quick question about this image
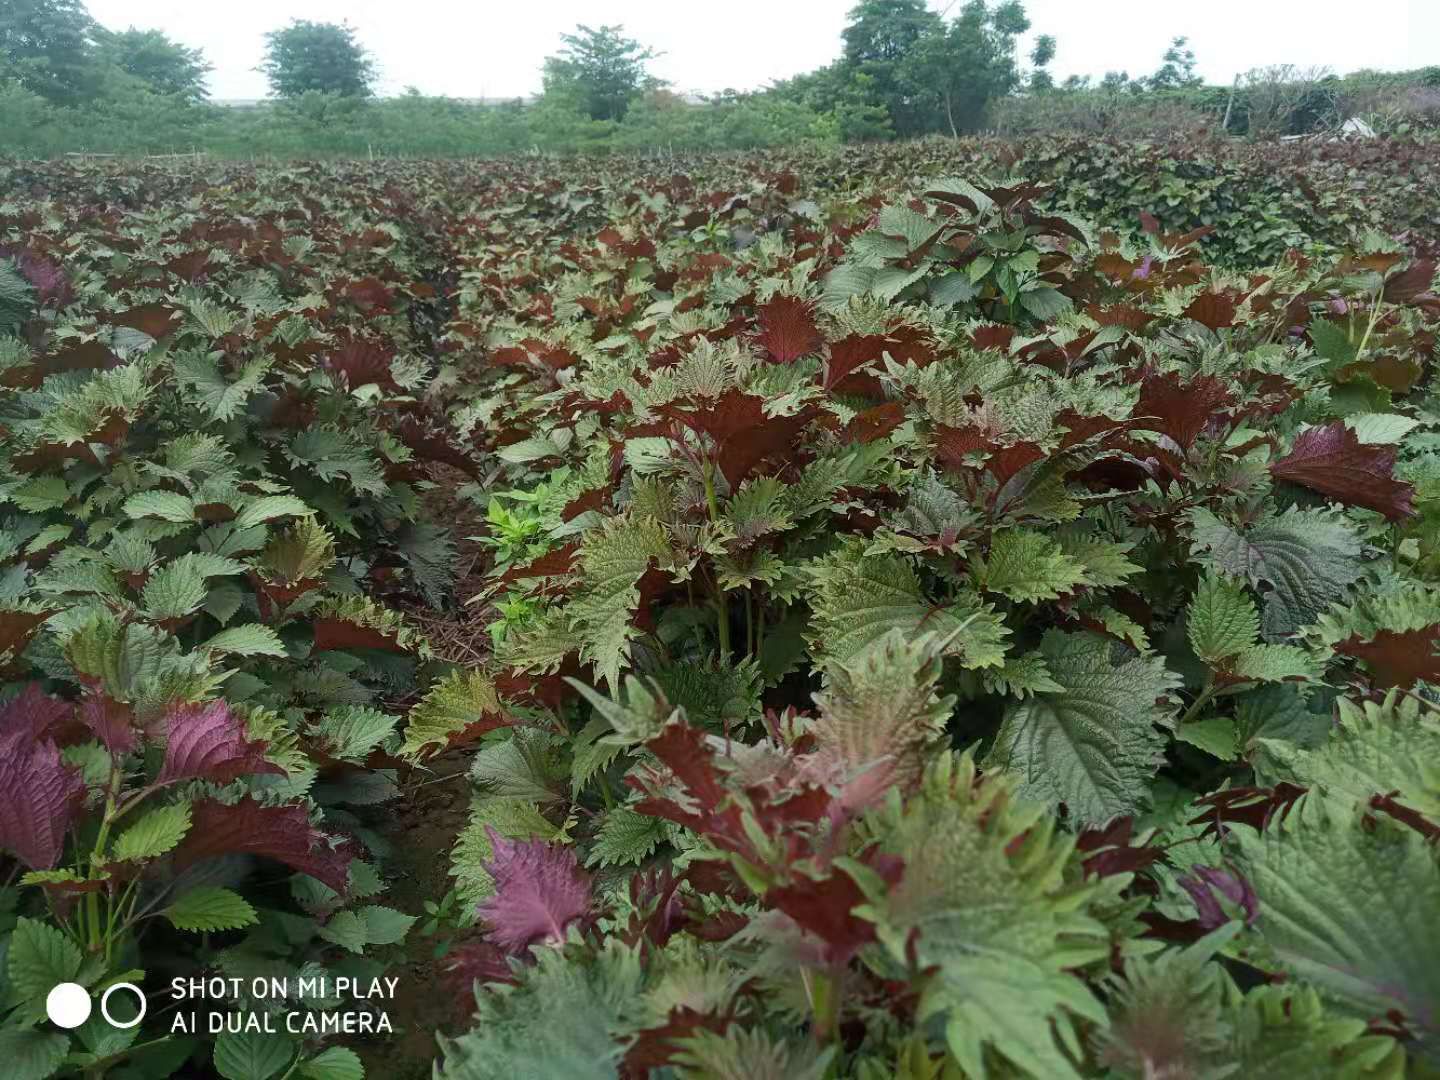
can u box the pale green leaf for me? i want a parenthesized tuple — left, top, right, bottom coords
(358, 905, 415, 946)
(987, 630, 1180, 825)
(1176, 717, 1238, 760)
(165, 886, 259, 932)
(298, 1046, 365, 1080)
(7, 917, 82, 1003)
(974, 528, 1089, 603)
(202, 624, 286, 657)
(213, 1028, 295, 1080)
(122, 490, 194, 523)
(399, 670, 506, 761)
(1187, 573, 1259, 664)
(112, 802, 192, 862)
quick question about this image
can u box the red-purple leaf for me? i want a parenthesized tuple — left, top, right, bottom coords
(343, 276, 396, 313)
(624, 1008, 732, 1073)
(755, 296, 822, 364)
(1135, 371, 1234, 450)
(0, 729, 84, 869)
(1335, 627, 1440, 689)
(157, 699, 285, 785)
(1369, 793, 1440, 841)
(561, 487, 610, 522)
(841, 402, 905, 444)
(477, 828, 592, 952)
(1382, 260, 1437, 304)
(1077, 817, 1165, 878)
(166, 250, 211, 282)
(322, 332, 397, 391)
(0, 684, 73, 740)
(1178, 865, 1258, 929)
(393, 416, 481, 478)
(311, 617, 408, 653)
(442, 939, 523, 1005)
(931, 424, 997, 472)
(823, 333, 888, 394)
(498, 542, 580, 585)
(1055, 409, 1130, 451)
(932, 425, 1044, 487)
(629, 721, 751, 856)
(9, 249, 73, 308)
(1086, 303, 1153, 332)
(106, 303, 182, 339)
(79, 694, 139, 755)
(1190, 783, 1307, 839)
(1269, 422, 1416, 520)
(656, 388, 818, 488)
(1182, 292, 1237, 329)
(970, 323, 1015, 353)
(766, 865, 881, 965)
(41, 340, 118, 375)
(620, 865, 686, 951)
(171, 796, 353, 893)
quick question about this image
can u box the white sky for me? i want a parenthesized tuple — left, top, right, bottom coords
(85, 0, 1440, 101)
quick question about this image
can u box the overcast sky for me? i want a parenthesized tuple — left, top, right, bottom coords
(85, 0, 1440, 101)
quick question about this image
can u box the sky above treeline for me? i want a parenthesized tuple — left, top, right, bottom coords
(86, 0, 1440, 101)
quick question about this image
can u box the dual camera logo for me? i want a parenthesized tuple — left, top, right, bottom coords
(45, 980, 146, 1029)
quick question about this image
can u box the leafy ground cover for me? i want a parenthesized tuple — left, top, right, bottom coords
(1, 140, 1439, 1079)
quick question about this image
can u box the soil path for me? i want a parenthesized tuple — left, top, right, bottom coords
(350, 466, 494, 1075)
(353, 751, 473, 1077)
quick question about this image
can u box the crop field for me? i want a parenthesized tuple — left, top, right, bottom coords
(1, 137, 1439, 1079)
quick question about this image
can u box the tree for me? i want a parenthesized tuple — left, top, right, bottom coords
(1243, 65, 1337, 137)
(0, 0, 100, 105)
(901, 0, 1034, 136)
(1029, 34, 1056, 92)
(839, 0, 942, 136)
(1147, 36, 1200, 91)
(97, 28, 210, 101)
(259, 20, 375, 99)
(542, 24, 657, 122)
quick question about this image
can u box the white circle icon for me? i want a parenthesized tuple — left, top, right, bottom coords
(100, 983, 146, 1029)
(45, 982, 92, 1028)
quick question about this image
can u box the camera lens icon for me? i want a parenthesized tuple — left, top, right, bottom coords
(46, 981, 146, 1029)
(45, 983, 90, 1028)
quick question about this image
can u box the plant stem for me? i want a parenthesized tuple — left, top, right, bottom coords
(86, 769, 120, 952)
(702, 460, 730, 659)
(83, 1035, 177, 1076)
(714, 585, 731, 660)
(702, 458, 721, 522)
(1178, 679, 1219, 728)
(810, 968, 843, 1044)
(1352, 288, 1385, 364)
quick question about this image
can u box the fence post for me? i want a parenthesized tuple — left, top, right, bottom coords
(1222, 75, 1240, 133)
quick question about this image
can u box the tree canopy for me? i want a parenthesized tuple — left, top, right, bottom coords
(775, 0, 1048, 139)
(97, 27, 211, 102)
(1, 0, 214, 106)
(840, 0, 942, 136)
(259, 20, 376, 99)
(902, 0, 1038, 136)
(542, 24, 657, 123)
(0, 0, 100, 105)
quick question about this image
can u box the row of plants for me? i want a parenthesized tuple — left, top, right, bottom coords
(5, 130, 1440, 266)
(0, 85, 840, 161)
(0, 144, 1438, 1077)
(0, 161, 480, 1077)
(415, 161, 1440, 1077)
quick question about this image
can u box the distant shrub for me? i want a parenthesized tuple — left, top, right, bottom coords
(990, 89, 1217, 139)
